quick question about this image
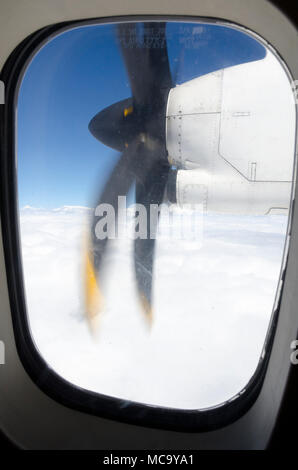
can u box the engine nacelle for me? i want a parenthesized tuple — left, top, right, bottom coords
(165, 50, 296, 214)
(175, 169, 291, 215)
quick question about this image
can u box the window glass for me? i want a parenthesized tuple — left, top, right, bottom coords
(17, 21, 296, 409)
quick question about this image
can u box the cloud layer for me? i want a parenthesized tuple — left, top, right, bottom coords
(19, 206, 288, 409)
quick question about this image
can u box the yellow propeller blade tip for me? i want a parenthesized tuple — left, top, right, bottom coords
(139, 292, 153, 328)
(85, 250, 104, 334)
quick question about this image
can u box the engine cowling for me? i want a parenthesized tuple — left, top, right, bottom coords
(165, 50, 296, 214)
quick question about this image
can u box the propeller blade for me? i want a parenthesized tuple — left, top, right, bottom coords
(134, 155, 170, 322)
(85, 141, 141, 330)
(86, 21, 174, 329)
(116, 22, 173, 109)
(86, 136, 170, 328)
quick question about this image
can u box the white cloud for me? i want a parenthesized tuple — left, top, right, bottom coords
(19, 206, 288, 409)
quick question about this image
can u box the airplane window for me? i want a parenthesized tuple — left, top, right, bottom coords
(17, 20, 296, 411)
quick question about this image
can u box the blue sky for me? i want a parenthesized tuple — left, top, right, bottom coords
(17, 21, 266, 209)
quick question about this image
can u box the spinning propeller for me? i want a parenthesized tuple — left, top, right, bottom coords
(85, 22, 174, 330)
